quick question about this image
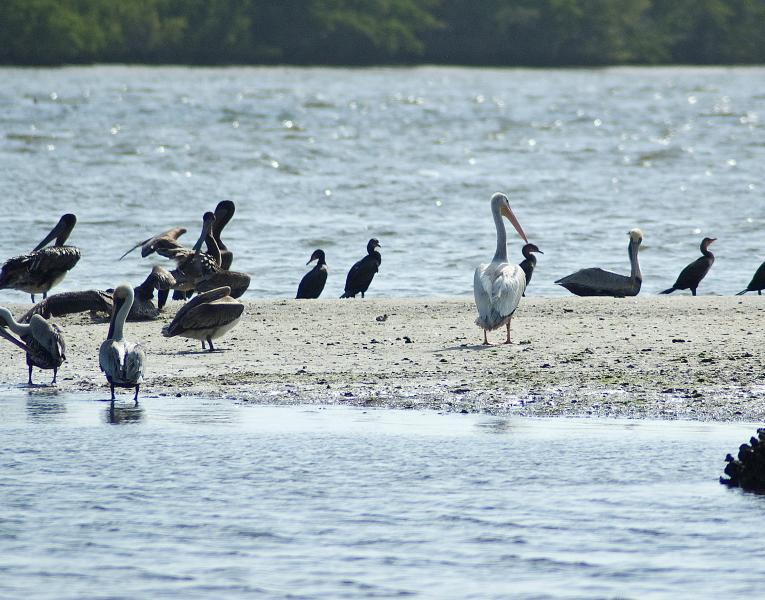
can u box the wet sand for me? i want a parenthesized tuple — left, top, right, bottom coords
(1, 296, 764, 420)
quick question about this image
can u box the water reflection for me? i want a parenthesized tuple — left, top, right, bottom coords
(106, 404, 144, 425)
(25, 390, 66, 422)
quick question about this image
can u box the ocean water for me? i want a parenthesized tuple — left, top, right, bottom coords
(0, 65, 763, 300)
(0, 395, 763, 599)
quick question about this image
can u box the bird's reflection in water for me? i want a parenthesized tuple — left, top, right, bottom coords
(106, 404, 144, 425)
(26, 390, 66, 422)
(476, 418, 514, 435)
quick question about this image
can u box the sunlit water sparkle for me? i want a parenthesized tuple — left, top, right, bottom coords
(0, 66, 763, 300)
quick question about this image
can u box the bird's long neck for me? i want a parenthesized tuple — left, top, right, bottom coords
(628, 240, 641, 281)
(205, 234, 222, 267)
(493, 206, 508, 262)
(701, 242, 714, 259)
(0, 308, 30, 336)
(193, 222, 211, 255)
(108, 296, 131, 342)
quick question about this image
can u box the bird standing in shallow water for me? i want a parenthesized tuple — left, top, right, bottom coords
(473, 193, 529, 345)
(297, 250, 328, 299)
(660, 237, 716, 296)
(99, 285, 146, 404)
(0, 307, 65, 385)
(0, 214, 80, 302)
(519, 243, 543, 296)
(737, 260, 765, 295)
(341, 239, 381, 298)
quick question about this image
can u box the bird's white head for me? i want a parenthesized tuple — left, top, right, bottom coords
(628, 228, 643, 242)
(492, 192, 528, 243)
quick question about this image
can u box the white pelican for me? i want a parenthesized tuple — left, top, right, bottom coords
(0, 307, 66, 384)
(474, 193, 529, 345)
(0, 214, 80, 302)
(99, 284, 146, 403)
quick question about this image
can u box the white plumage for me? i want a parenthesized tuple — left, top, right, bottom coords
(474, 261, 526, 330)
(473, 193, 529, 345)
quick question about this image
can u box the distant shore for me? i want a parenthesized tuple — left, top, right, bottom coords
(1, 296, 764, 421)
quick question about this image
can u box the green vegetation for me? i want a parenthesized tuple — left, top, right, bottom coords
(1, 0, 764, 66)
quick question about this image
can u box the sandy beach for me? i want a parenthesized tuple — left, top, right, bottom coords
(1, 296, 764, 420)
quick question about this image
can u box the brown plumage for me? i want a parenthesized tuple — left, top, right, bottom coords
(119, 226, 187, 260)
(0, 306, 66, 384)
(0, 214, 80, 302)
(162, 286, 243, 351)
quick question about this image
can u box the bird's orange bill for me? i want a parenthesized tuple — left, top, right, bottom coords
(501, 204, 528, 243)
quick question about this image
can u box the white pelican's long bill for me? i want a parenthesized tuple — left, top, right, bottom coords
(501, 204, 528, 244)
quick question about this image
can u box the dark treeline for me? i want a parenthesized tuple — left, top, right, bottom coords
(1, 0, 764, 66)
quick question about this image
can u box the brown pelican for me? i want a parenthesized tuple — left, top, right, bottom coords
(212, 200, 236, 270)
(737, 260, 765, 295)
(341, 239, 381, 298)
(119, 226, 187, 260)
(194, 224, 250, 299)
(519, 243, 543, 296)
(99, 284, 145, 403)
(474, 193, 529, 345)
(297, 250, 328, 299)
(660, 237, 716, 296)
(22, 289, 113, 322)
(162, 286, 243, 351)
(126, 265, 176, 320)
(162, 212, 220, 302)
(0, 306, 66, 384)
(20, 266, 176, 323)
(556, 229, 643, 297)
(0, 214, 80, 302)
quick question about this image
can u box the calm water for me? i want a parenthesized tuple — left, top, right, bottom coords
(1, 394, 764, 599)
(0, 66, 763, 300)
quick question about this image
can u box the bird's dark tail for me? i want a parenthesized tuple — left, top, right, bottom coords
(659, 287, 675, 295)
(339, 292, 348, 299)
(735, 289, 749, 296)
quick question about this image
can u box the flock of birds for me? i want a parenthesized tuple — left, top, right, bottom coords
(2, 192, 765, 402)
(0, 200, 383, 402)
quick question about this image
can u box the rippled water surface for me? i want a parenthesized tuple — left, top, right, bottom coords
(0, 66, 763, 299)
(1, 394, 764, 598)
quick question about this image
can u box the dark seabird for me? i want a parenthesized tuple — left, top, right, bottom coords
(340, 239, 381, 299)
(0, 214, 80, 302)
(519, 243, 543, 296)
(737, 261, 765, 295)
(660, 237, 716, 296)
(556, 229, 643, 297)
(212, 200, 236, 270)
(297, 250, 328, 299)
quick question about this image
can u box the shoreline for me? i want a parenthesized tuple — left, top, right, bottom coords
(1, 296, 764, 421)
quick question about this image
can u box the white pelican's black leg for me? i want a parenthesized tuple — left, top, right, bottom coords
(51, 367, 58, 384)
(28, 364, 33, 385)
(482, 329, 490, 346)
(201, 340, 206, 350)
(134, 385, 139, 405)
(504, 320, 513, 345)
(110, 384, 115, 402)
(207, 336, 215, 352)
(30, 294, 35, 303)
